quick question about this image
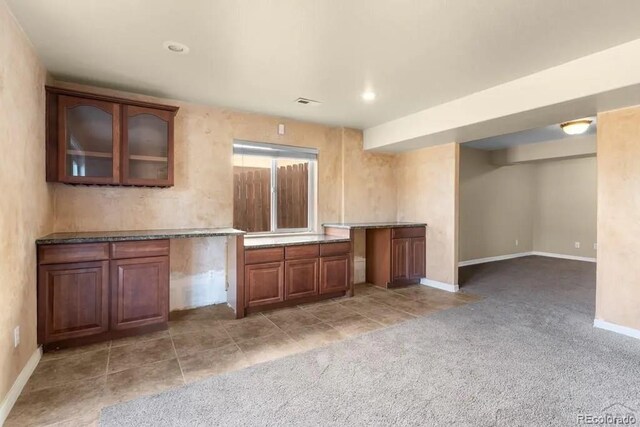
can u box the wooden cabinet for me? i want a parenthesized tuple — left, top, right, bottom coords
(38, 261, 109, 344)
(245, 262, 284, 307)
(37, 240, 170, 349)
(241, 241, 351, 315)
(285, 258, 319, 299)
(111, 256, 169, 330)
(367, 227, 426, 288)
(319, 255, 350, 294)
(46, 86, 178, 187)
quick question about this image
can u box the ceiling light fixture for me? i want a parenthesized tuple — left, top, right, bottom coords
(362, 91, 376, 102)
(163, 41, 190, 54)
(560, 119, 592, 135)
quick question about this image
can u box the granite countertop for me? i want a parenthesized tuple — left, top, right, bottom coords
(36, 228, 245, 245)
(244, 234, 350, 249)
(322, 222, 427, 230)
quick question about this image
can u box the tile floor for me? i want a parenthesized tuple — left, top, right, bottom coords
(6, 283, 480, 426)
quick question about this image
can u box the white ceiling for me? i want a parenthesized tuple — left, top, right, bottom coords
(7, 0, 640, 129)
(463, 119, 597, 151)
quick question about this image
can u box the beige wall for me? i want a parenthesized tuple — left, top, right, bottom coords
(396, 143, 459, 285)
(0, 1, 53, 407)
(596, 106, 640, 330)
(533, 156, 597, 257)
(459, 146, 597, 262)
(459, 147, 535, 261)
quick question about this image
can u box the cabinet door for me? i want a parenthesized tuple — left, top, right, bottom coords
(122, 105, 174, 187)
(245, 262, 284, 307)
(111, 256, 169, 330)
(319, 255, 350, 294)
(410, 237, 426, 279)
(391, 238, 411, 283)
(285, 258, 319, 300)
(58, 95, 120, 184)
(38, 261, 109, 344)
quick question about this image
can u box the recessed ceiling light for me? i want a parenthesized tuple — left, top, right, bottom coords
(560, 119, 592, 135)
(362, 91, 376, 102)
(163, 41, 189, 54)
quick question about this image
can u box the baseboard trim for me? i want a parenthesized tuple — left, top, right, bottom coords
(594, 319, 640, 340)
(530, 251, 596, 263)
(0, 346, 42, 425)
(420, 278, 459, 293)
(458, 252, 532, 267)
(458, 251, 596, 267)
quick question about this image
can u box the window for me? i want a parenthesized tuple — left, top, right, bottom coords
(233, 141, 317, 233)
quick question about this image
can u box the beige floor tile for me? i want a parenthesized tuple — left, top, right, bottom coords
(24, 349, 108, 393)
(353, 283, 388, 297)
(299, 302, 361, 323)
(385, 298, 441, 316)
(296, 298, 339, 308)
(223, 315, 281, 342)
(111, 329, 171, 348)
(172, 327, 234, 357)
(326, 314, 384, 337)
(46, 410, 100, 426)
(263, 307, 323, 331)
(169, 303, 236, 321)
(105, 358, 184, 405)
(168, 318, 225, 336)
(108, 337, 176, 374)
(6, 377, 106, 427)
(367, 290, 412, 306)
(41, 341, 110, 362)
(355, 304, 416, 326)
(235, 330, 302, 365)
(285, 322, 345, 350)
(179, 343, 248, 383)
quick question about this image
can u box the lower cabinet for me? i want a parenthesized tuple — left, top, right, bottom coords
(243, 241, 351, 313)
(111, 256, 169, 330)
(245, 261, 284, 307)
(392, 236, 426, 283)
(319, 255, 350, 294)
(409, 237, 426, 279)
(285, 258, 319, 299)
(366, 227, 426, 288)
(38, 261, 109, 344)
(37, 240, 170, 348)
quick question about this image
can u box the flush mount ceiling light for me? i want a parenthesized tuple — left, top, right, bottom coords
(361, 91, 376, 102)
(163, 41, 189, 54)
(560, 119, 592, 135)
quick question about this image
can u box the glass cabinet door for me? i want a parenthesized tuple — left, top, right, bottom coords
(58, 95, 119, 184)
(122, 106, 173, 186)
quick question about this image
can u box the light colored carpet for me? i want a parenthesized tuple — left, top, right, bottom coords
(100, 256, 640, 426)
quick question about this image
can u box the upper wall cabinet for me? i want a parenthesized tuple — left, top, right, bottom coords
(46, 86, 178, 187)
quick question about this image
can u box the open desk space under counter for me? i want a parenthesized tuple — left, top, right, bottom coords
(35, 228, 245, 351)
(323, 222, 428, 289)
(241, 234, 353, 315)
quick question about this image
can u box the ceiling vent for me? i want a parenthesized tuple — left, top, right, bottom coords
(294, 97, 321, 106)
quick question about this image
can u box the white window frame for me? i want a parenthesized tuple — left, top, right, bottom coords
(233, 140, 318, 235)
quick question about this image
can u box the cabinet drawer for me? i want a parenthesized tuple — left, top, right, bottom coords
(39, 243, 109, 265)
(285, 244, 319, 260)
(391, 226, 425, 239)
(319, 242, 351, 257)
(245, 247, 284, 265)
(111, 240, 170, 259)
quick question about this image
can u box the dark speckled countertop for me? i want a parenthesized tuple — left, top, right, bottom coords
(322, 222, 427, 230)
(244, 234, 350, 249)
(36, 228, 245, 245)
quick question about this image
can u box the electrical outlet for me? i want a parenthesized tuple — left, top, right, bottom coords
(278, 123, 285, 135)
(13, 326, 20, 348)
(574, 242, 581, 249)
(594, 243, 597, 250)
(515, 239, 519, 247)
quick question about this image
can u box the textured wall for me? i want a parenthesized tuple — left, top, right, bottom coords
(596, 106, 640, 330)
(533, 156, 597, 258)
(0, 1, 53, 406)
(396, 143, 459, 285)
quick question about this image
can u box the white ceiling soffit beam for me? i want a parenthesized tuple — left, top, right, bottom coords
(490, 135, 596, 166)
(364, 38, 640, 152)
